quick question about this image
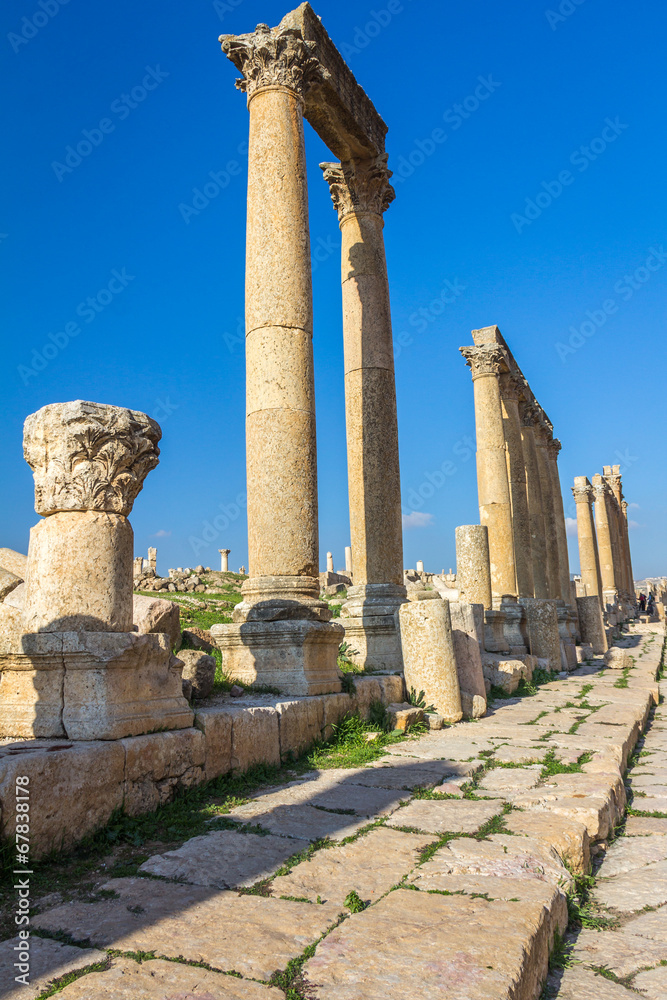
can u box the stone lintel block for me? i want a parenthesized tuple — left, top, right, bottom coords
(121, 728, 205, 815)
(60, 631, 193, 740)
(0, 739, 124, 856)
(276, 697, 325, 759)
(279, 3, 387, 160)
(211, 620, 343, 696)
(194, 707, 233, 781)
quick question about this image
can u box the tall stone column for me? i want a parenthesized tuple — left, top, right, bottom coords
(455, 525, 492, 610)
(572, 477, 603, 601)
(547, 439, 572, 605)
(605, 465, 633, 605)
(533, 422, 561, 601)
(519, 403, 549, 599)
(0, 401, 192, 739)
(498, 373, 534, 598)
(460, 345, 517, 605)
(214, 23, 343, 694)
(592, 474, 618, 609)
(219, 549, 230, 572)
(321, 155, 406, 670)
(621, 499, 636, 599)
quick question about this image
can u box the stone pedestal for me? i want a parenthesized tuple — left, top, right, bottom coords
(576, 596, 607, 655)
(210, 620, 344, 696)
(501, 597, 527, 655)
(519, 598, 561, 672)
(483, 609, 511, 654)
(449, 602, 487, 718)
(321, 154, 406, 669)
(455, 525, 492, 610)
(398, 599, 462, 724)
(0, 400, 192, 740)
(219, 24, 342, 692)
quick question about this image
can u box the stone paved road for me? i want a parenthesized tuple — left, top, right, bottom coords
(0, 624, 663, 999)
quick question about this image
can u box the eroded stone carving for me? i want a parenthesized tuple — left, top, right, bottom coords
(24, 401, 160, 517)
(220, 22, 327, 101)
(459, 345, 507, 380)
(320, 154, 395, 222)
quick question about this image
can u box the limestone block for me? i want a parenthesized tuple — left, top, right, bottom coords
(0, 568, 21, 602)
(482, 655, 529, 694)
(322, 691, 355, 740)
(276, 697, 325, 758)
(0, 739, 124, 856)
(23, 400, 160, 517)
(576, 595, 607, 654)
(398, 599, 462, 723)
(181, 626, 215, 652)
(604, 646, 632, 669)
(133, 594, 181, 649)
(351, 675, 383, 718)
(121, 728, 205, 815)
(0, 548, 27, 579)
(3, 581, 25, 610)
(449, 601, 487, 717)
(211, 619, 343, 696)
(520, 598, 561, 671)
(229, 705, 281, 772)
(194, 706, 233, 780)
(177, 649, 216, 701)
(387, 702, 423, 730)
(455, 524, 492, 608)
(0, 603, 23, 656)
(504, 810, 590, 875)
(60, 631, 193, 740)
(0, 632, 66, 736)
(377, 674, 405, 704)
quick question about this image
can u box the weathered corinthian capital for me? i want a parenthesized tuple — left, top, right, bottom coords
(320, 154, 395, 222)
(24, 401, 161, 517)
(220, 22, 327, 101)
(572, 476, 594, 505)
(498, 371, 521, 401)
(548, 438, 562, 461)
(459, 344, 507, 380)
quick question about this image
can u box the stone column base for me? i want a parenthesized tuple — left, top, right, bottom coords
(500, 598, 527, 655)
(484, 609, 510, 654)
(0, 632, 193, 740)
(519, 598, 561, 672)
(556, 606, 578, 670)
(234, 576, 331, 623)
(340, 584, 406, 672)
(211, 620, 344, 696)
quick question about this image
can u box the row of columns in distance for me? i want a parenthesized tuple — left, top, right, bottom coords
(221, 26, 403, 613)
(572, 465, 635, 609)
(460, 334, 571, 608)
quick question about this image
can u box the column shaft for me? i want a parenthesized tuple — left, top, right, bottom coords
(499, 375, 534, 598)
(572, 477, 603, 599)
(592, 476, 618, 597)
(519, 408, 549, 599)
(534, 426, 560, 600)
(548, 440, 572, 604)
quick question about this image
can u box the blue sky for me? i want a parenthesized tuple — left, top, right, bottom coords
(1, 0, 665, 579)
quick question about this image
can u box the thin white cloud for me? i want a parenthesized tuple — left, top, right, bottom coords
(403, 511, 434, 529)
(628, 520, 640, 530)
(151, 529, 171, 538)
(565, 517, 578, 538)
(628, 502, 640, 509)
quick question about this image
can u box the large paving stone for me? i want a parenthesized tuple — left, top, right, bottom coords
(139, 829, 304, 888)
(386, 798, 504, 835)
(224, 802, 369, 842)
(49, 956, 284, 998)
(504, 809, 590, 875)
(271, 826, 432, 905)
(551, 965, 637, 998)
(32, 878, 342, 981)
(622, 905, 667, 942)
(633, 966, 667, 999)
(491, 744, 549, 764)
(597, 834, 667, 876)
(624, 815, 667, 836)
(593, 858, 667, 912)
(303, 888, 561, 1000)
(238, 774, 409, 817)
(0, 937, 106, 1000)
(409, 834, 572, 890)
(476, 765, 541, 795)
(572, 926, 667, 978)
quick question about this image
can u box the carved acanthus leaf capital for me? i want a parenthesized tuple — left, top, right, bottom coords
(24, 401, 161, 517)
(519, 401, 539, 428)
(572, 483, 594, 505)
(220, 23, 327, 101)
(548, 438, 562, 461)
(459, 345, 508, 380)
(320, 155, 395, 221)
(498, 372, 521, 402)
